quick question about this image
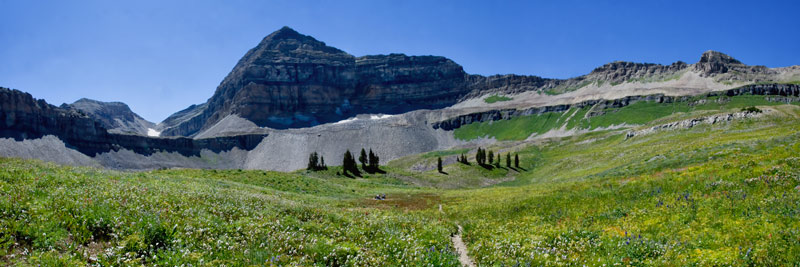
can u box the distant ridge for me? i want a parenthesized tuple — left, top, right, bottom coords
(158, 27, 798, 137)
(63, 98, 155, 136)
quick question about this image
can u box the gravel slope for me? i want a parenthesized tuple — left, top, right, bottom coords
(0, 136, 99, 167)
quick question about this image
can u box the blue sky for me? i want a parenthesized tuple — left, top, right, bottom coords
(1, 0, 798, 122)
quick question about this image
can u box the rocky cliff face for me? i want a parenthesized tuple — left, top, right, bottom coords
(0, 87, 265, 157)
(586, 61, 689, 84)
(693, 50, 776, 82)
(63, 98, 155, 135)
(353, 54, 469, 112)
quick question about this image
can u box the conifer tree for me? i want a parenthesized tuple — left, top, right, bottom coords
(506, 153, 511, 168)
(307, 152, 319, 171)
(320, 155, 327, 170)
(488, 150, 494, 166)
(343, 150, 360, 176)
(342, 150, 351, 176)
(437, 157, 443, 173)
(367, 149, 379, 171)
(359, 148, 367, 169)
(514, 154, 520, 168)
(476, 148, 485, 165)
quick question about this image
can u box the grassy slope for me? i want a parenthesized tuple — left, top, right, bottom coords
(0, 163, 459, 266)
(2, 104, 800, 265)
(445, 105, 800, 265)
(454, 94, 789, 141)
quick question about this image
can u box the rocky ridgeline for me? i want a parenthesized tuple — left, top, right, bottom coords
(0, 87, 265, 157)
(587, 61, 689, 84)
(62, 98, 155, 135)
(695, 50, 774, 78)
(432, 83, 800, 131)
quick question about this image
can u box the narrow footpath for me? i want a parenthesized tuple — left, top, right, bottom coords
(451, 225, 476, 267)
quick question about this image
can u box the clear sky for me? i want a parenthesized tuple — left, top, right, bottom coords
(1, 0, 798, 122)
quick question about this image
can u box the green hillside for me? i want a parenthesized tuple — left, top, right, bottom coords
(3, 105, 800, 266)
(454, 94, 790, 141)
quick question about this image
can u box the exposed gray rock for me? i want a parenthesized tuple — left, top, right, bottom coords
(625, 110, 766, 139)
(587, 61, 688, 85)
(93, 147, 250, 170)
(157, 103, 207, 136)
(63, 98, 155, 135)
(0, 135, 99, 167)
(243, 110, 462, 171)
(694, 50, 776, 82)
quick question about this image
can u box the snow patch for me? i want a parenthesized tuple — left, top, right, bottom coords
(334, 114, 395, 125)
(333, 117, 359, 125)
(370, 114, 395, 120)
(147, 128, 161, 137)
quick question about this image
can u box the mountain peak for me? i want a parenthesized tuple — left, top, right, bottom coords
(266, 26, 303, 40)
(66, 98, 155, 135)
(251, 26, 346, 55)
(694, 50, 746, 75)
(698, 50, 742, 65)
(74, 97, 128, 107)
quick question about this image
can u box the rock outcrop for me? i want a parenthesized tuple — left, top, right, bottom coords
(694, 50, 775, 82)
(625, 110, 766, 139)
(587, 61, 689, 84)
(63, 98, 155, 135)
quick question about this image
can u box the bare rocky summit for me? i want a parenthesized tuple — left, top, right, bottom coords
(63, 98, 155, 135)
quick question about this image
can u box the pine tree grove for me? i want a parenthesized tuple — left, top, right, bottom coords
(307, 152, 327, 171)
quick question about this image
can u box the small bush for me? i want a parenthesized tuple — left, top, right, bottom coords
(741, 106, 762, 113)
(484, 95, 513, 103)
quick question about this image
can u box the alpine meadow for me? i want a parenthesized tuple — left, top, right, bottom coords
(2, 1, 800, 266)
